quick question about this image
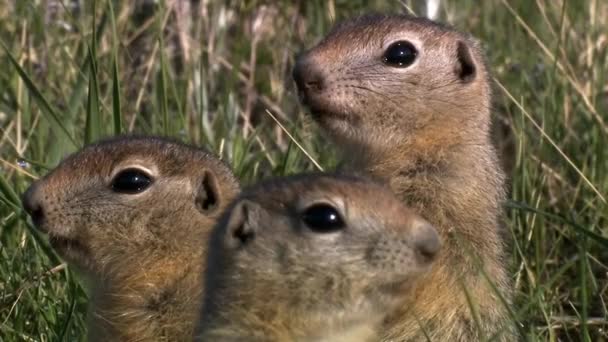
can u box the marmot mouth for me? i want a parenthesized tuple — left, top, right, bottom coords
(375, 273, 423, 299)
(298, 92, 335, 121)
(297, 85, 354, 124)
(49, 235, 87, 258)
(306, 107, 351, 125)
(309, 108, 327, 121)
(379, 279, 411, 294)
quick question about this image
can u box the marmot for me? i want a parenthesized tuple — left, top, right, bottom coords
(22, 136, 240, 341)
(197, 173, 441, 341)
(293, 14, 515, 341)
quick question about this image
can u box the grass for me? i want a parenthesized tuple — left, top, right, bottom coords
(0, 0, 607, 340)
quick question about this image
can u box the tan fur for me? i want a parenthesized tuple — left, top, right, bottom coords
(197, 174, 441, 341)
(293, 14, 516, 341)
(22, 136, 239, 341)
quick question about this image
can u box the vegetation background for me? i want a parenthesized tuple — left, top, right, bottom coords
(0, 0, 606, 340)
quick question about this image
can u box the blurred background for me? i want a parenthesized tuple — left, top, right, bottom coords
(0, 0, 606, 340)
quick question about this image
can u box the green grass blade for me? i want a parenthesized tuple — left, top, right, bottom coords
(84, 0, 101, 144)
(111, 58, 123, 135)
(0, 41, 77, 148)
(85, 48, 102, 144)
(460, 278, 486, 341)
(108, 0, 123, 135)
(58, 281, 78, 341)
(507, 201, 608, 248)
(0, 172, 21, 207)
(66, 3, 108, 125)
(158, 40, 170, 136)
(156, 4, 170, 136)
(578, 234, 591, 342)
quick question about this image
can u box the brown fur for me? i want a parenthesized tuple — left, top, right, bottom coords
(197, 174, 441, 341)
(293, 14, 516, 341)
(22, 136, 239, 341)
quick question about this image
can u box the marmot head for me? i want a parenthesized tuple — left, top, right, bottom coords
(22, 136, 239, 277)
(293, 14, 490, 153)
(203, 174, 440, 328)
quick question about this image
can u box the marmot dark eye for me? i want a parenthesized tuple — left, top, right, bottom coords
(302, 203, 345, 233)
(383, 41, 417, 68)
(111, 168, 153, 194)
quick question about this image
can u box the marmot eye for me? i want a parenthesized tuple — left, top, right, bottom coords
(383, 41, 417, 68)
(111, 168, 153, 194)
(301, 203, 345, 233)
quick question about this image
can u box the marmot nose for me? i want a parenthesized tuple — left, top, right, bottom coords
(22, 183, 45, 228)
(411, 219, 441, 261)
(292, 56, 325, 93)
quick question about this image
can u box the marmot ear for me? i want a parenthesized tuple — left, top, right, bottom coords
(224, 199, 260, 249)
(195, 170, 220, 214)
(454, 40, 477, 83)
